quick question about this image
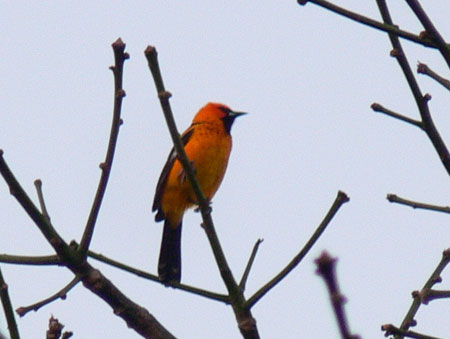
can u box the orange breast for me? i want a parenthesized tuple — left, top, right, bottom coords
(161, 121, 232, 226)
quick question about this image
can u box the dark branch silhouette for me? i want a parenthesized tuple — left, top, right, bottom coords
(0, 39, 175, 339)
(315, 251, 360, 339)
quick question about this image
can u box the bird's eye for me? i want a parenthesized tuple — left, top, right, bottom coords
(218, 106, 232, 115)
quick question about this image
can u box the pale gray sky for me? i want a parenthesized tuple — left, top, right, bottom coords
(1, 1, 449, 338)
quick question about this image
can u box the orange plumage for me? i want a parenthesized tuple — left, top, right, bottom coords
(152, 102, 246, 283)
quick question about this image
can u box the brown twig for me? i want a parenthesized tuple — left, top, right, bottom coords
(382, 323, 445, 339)
(0, 39, 176, 338)
(297, 0, 441, 49)
(0, 254, 61, 265)
(245, 191, 349, 309)
(239, 239, 263, 292)
(87, 250, 229, 303)
(387, 194, 450, 214)
(395, 249, 450, 338)
(371, 103, 423, 129)
(375, 0, 450, 176)
(34, 179, 51, 223)
(417, 63, 450, 91)
(0, 267, 20, 339)
(315, 251, 359, 339)
(17, 276, 81, 317)
(405, 0, 450, 67)
(418, 288, 450, 305)
(0, 150, 174, 337)
(144, 45, 259, 339)
(0, 150, 77, 263)
(79, 38, 128, 257)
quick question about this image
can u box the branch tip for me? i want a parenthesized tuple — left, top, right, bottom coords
(297, 0, 308, 5)
(144, 45, 157, 58)
(443, 248, 450, 258)
(112, 38, 126, 50)
(417, 62, 427, 74)
(423, 93, 432, 102)
(315, 251, 336, 275)
(371, 103, 382, 111)
(337, 190, 349, 203)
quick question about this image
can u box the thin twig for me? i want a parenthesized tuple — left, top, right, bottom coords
(382, 323, 445, 339)
(376, 0, 450, 176)
(239, 239, 263, 292)
(34, 179, 51, 222)
(0, 41, 175, 338)
(79, 38, 128, 257)
(371, 103, 424, 129)
(17, 276, 81, 317)
(405, 0, 450, 67)
(0, 150, 76, 261)
(418, 289, 450, 305)
(417, 63, 450, 91)
(87, 250, 229, 303)
(315, 251, 359, 339)
(144, 45, 259, 339)
(0, 267, 20, 339)
(0, 254, 61, 266)
(0, 150, 174, 338)
(297, 0, 440, 49)
(396, 249, 450, 338)
(387, 194, 450, 214)
(245, 191, 349, 309)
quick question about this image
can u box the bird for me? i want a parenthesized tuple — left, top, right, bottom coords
(152, 102, 246, 283)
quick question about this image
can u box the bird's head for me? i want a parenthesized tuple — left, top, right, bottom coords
(193, 102, 247, 133)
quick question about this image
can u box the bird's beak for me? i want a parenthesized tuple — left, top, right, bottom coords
(229, 111, 247, 118)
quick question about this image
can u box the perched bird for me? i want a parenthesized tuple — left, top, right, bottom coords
(152, 102, 246, 283)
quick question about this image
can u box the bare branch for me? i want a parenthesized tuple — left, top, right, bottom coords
(382, 323, 445, 339)
(376, 0, 450, 177)
(88, 250, 229, 303)
(0, 150, 76, 261)
(79, 38, 128, 257)
(0, 267, 20, 339)
(297, 0, 441, 49)
(371, 103, 423, 129)
(34, 179, 51, 222)
(0, 254, 61, 266)
(16, 276, 81, 317)
(405, 0, 450, 67)
(0, 149, 174, 337)
(387, 194, 450, 214)
(396, 249, 450, 337)
(417, 63, 450, 91)
(418, 288, 450, 305)
(239, 239, 263, 292)
(246, 191, 349, 309)
(315, 252, 360, 339)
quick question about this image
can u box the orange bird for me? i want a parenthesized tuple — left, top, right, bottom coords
(152, 102, 246, 283)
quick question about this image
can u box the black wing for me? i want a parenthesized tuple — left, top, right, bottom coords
(152, 127, 195, 221)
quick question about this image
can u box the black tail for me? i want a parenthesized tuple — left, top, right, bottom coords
(158, 220, 182, 283)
